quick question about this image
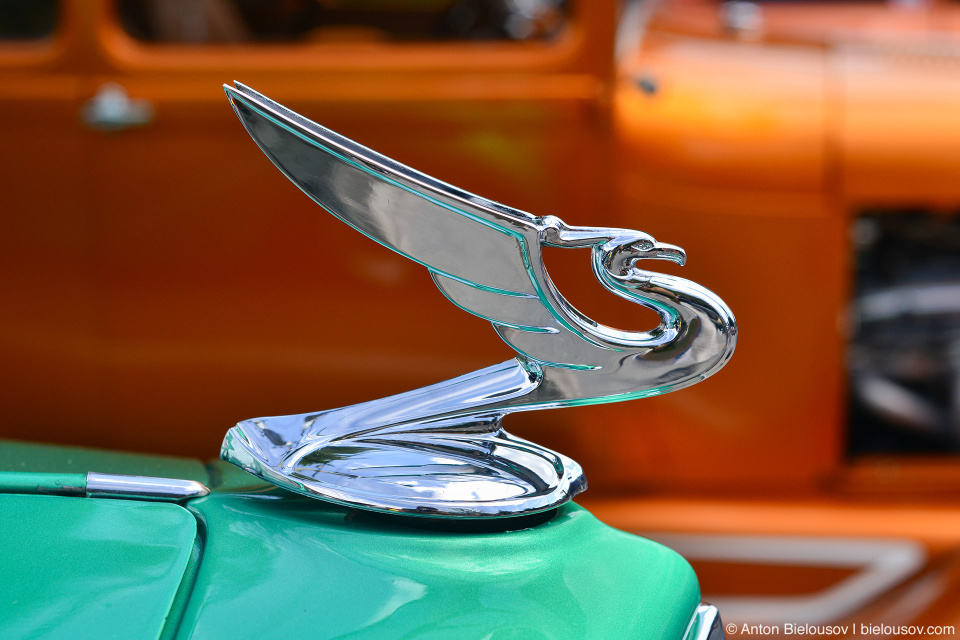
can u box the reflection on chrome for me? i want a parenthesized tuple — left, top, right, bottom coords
(684, 604, 725, 640)
(219, 82, 737, 518)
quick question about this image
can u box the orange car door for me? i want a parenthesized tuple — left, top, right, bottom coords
(0, 2, 103, 439)
(64, 0, 619, 454)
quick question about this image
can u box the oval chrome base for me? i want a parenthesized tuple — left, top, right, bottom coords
(221, 414, 585, 519)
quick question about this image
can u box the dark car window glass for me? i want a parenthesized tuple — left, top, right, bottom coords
(0, 0, 58, 41)
(116, 0, 568, 44)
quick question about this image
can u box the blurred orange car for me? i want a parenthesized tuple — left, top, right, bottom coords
(4, 0, 960, 634)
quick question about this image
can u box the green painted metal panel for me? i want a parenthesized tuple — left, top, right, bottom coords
(0, 471, 86, 495)
(0, 494, 197, 640)
(177, 480, 700, 639)
(0, 440, 208, 483)
(0, 449, 699, 639)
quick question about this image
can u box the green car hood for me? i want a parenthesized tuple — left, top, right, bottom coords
(1, 494, 197, 640)
(0, 441, 700, 639)
(0, 442, 205, 640)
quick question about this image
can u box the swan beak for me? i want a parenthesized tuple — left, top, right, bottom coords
(647, 242, 687, 266)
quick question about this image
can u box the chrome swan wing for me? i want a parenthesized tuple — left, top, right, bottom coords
(220, 82, 737, 518)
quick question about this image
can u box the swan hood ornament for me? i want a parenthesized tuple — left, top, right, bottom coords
(220, 82, 737, 518)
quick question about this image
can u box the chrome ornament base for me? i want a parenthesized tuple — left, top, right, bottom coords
(221, 363, 585, 518)
(220, 82, 737, 518)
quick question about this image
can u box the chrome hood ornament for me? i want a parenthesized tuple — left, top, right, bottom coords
(220, 82, 737, 518)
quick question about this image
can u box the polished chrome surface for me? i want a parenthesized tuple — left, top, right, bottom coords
(220, 82, 737, 518)
(85, 472, 209, 501)
(685, 604, 725, 640)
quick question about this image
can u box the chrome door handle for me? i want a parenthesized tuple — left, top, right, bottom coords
(82, 83, 154, 131)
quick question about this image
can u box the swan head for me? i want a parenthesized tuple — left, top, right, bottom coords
(600, 232, 687, 277)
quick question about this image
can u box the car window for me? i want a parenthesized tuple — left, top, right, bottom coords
(0, 0, 57, 41)
(115, 0, 568, 44)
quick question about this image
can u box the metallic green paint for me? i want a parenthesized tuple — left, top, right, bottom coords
(173, 461, 701, 639)
(0, 440, 208, 483)
(0, 494, 197, 640)
(0, 446, 701, 639)
(0, 471, 86, 495)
